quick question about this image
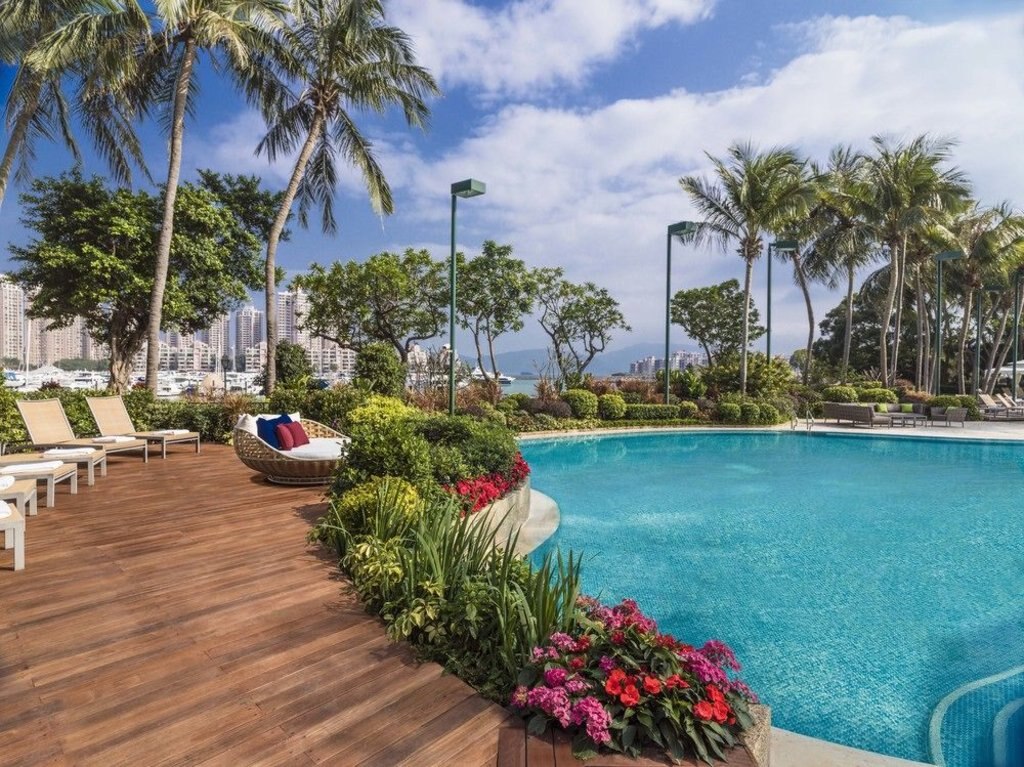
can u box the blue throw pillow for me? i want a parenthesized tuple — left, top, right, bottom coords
(256, 413, 293, 450)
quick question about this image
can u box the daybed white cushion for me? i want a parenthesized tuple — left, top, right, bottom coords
(236, 413, 302, 436)
(288, 438, 349, 461)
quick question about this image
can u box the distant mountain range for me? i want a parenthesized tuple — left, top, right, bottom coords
(471, 342, 687, 377)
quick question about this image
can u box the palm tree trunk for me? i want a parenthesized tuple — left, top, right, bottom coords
(921, 268, 929, 389)
(956, 291, 972, 395)
(145, 39, 197, 392)
(740, 256, 754, 396)
(0, 76, 42, 208)
(890, 240, 907, 383)
(263, 114, 325, 395)
(792, 255, 814, 385)
(878, 244, 900, 386)
(841, 263, 854, 383)
(985, 302, 1011, 392)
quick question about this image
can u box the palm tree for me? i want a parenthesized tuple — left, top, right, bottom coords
(679, 142, 813, 395)
(859, 135, 970, 386)
(804, 145, 879, 382)
(0, 0, 146, 208)
(253, 0, 439, 393)
(30, 0, 288, 391)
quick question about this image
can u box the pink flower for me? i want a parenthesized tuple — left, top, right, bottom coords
(509, 685, 529, 708)
(570, 696, 612, 745)
(544, 667, 568, 687)
(598, 655, 616, 672)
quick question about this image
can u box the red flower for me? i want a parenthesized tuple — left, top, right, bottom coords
(712, 700, 731, 723)
(610, 630, 625, 645)
(575, 635, 591, 652)
(665, 674, 689, 690)
(642, 675, 662, 695)
(620, 684, 640, 708)
(568, 656, 585, 670)
(694, 700, 714, 721)
(707, 684, 725, 703)
(604, 668, 626, 695)
(727, 714, 737, 725)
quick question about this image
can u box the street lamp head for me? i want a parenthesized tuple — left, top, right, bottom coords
(934, 249, 964, 262)
(451, 178, 486, 198)
(772, 239, 799, 253)
(667, 221, 698, 238)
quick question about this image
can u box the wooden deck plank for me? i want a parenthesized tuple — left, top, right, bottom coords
(0, 446, 512, 766)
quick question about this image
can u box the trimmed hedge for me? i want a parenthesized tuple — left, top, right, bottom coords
(821, 385, 858, 403)
(676, 400, 700, 419)
(858, 388, 898, 404)
(562, 389, 599, 419)
(597, 393, 626, 420)
(623, 403, 679, 420)
(716, 402, 741, 423)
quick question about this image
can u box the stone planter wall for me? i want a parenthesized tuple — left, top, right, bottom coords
(466, 477, 532, 546)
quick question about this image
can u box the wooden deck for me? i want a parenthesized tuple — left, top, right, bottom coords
(0, 445, 516, 766)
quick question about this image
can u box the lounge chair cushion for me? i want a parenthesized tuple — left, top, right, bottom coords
(275, 423, 295, 450)
(285, 421, 310, 447)
(257, 414, 292, 450)
(289, 438, 348, 461)
(236, 414, 259, 435)
(875, 403, 887, 413)
(901, 404, 913, 413)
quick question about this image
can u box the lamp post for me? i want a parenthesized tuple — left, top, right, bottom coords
(448, 179, 486, 415)
(932, 250, 964, 395)
(766, 240, 798, 361)
(665, 221, 698, 404)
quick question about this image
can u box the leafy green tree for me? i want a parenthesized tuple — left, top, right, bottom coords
(196, 170, 289, 244)
(0, 0, 146, 207)
(679, 142, 814, 394)
(10, 173, 263, 392)
(29, 0, 288, 391)
(457, 241, 538, 382)
(271, 340, 313, 389)
(670, 279, 765, 366)
(293, 249, 448, 362)
(535, 268, 629, 388)
(353, 342, 407, 398)
(254, 0, 439, 393)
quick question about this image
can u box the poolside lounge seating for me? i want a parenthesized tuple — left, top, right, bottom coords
(233, 415, 350, 485)
(0, 449, 106, 486)
(0, 461, 77, 507)
(993, 393, 1024, 414)
(16, 399, 149, 462)
(1, 502, 25, 571)
(977, 393, 1010, 418)
(931, 407, 968, 427)
(822, 402, 892, 428)
(87, 396, 200, 459)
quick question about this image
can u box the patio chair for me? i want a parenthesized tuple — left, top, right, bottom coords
(977, 393, 1010, 418)
(993, 393, 1024, 414)
(16, 399, 148, 462)
(87, 396, 200, 459)
(932, 407, 968, 427)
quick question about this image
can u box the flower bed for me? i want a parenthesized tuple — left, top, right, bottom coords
(512, 597, 756, 763)
(446, 452, 531, 513)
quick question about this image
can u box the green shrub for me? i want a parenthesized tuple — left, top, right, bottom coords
(561, 389, 598, 419)
(353, 342, 407, 398)
(429, 444, 472, 486)
(676, 400, 700, 419)
(332, 477, 422, 538)
(623, 403, 678, 420)
(336, 418, 433, 492)
(739, 402, 760, 424)
(346, 395, 419, 431)
(414, 414, 518, 479)
(929, 394, 981, 420)
(268, 385, 367, 431)
(858, 388, 897, 404)
(619, 391, 643, 404)
(503, 392, 532, 411)
(525, 398, 572, 419)
(597, 393, 626, 420)
(677, 368, 707, 399)
(821, 385, 858, 403)
(758, 403, 781, 424)
(716, 402, 741, 423)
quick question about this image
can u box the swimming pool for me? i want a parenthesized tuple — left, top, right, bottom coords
(521, 431, 1024, 766)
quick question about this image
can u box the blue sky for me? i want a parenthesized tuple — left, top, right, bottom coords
(2, 0, 1022, 359)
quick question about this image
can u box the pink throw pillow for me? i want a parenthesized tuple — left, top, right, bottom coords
(275, 423, 295, 450)
(286, 421, 310, 447)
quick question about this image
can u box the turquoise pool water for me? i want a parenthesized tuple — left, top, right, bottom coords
(522, 431, 1024, 766)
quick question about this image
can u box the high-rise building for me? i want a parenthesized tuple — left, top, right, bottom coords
(0, 274, 25, 365)
(196, 314, 230, 364)
(28, 315, 90, 367)
(276, 289, 309, 347)
(234, 305, 264, 353)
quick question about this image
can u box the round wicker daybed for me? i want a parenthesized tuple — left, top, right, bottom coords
(233, 418, 350, 485)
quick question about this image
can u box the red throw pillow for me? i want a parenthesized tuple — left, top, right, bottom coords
(275, 423, 295, 450)
(286, 421, 310, 447)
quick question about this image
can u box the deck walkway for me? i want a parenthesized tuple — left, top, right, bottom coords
(0, 445, 515, 766)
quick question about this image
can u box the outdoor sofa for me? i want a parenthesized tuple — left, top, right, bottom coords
(233, 414, 350, 485)
(822, 402, 893, 428)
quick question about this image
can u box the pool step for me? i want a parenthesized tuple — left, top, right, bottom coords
(929, 666, 1024, 767)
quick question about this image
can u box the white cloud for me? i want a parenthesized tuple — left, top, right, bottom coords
(389, 0, 715, 97)
(385, 10, 1024, 354)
